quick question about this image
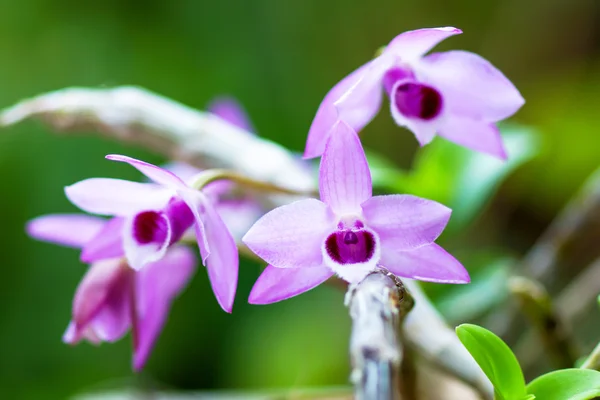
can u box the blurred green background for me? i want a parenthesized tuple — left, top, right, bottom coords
(1, 0, 599, 398)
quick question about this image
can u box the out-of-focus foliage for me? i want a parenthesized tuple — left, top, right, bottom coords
(370, 124, 540, 232)
(456, 324, 528, 400)
(526, 369, 600, 400)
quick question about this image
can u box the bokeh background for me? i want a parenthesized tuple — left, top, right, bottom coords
(1, 0, 599, 399)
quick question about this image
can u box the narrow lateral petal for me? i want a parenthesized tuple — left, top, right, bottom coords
(304, 62, 372, 159)
(333, 55, 392, 139)
(380, 243, 470, 283)
(418, 50, 524, 121)
(202, 201, 239, 313)
(177, 188, 210, 263)
(106, 154, 187, 189)
(81, 217, 125, 263)
(319, 121, 372, 215)
(386, 27, 462, 60)
(133, 246, 197, 370)
(26, 214, 106, 248)
(123, 212, 172, 270)
(242, 198, 333, 268)
(207, 96, 255, 133)
(249, 265, 334, 304)
(65, 178, 173, 216)
(438, 117, 507, 159)
(361, 195, 451, 251)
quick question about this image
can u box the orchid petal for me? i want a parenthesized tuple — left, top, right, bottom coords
(106, 154, 187, 188)
(438, 117, 507, 159)
(123, 212, 172, 270)
(81, 217, 125, 263)
(249, 265, 334, 304)
(203, 200, 239, 313)
(71, 259, 132, 332)
(333, 55, 392, 136)
(304, 62, 372, 159)
(133, 246, 196, 370)
(380, 243, 470, 283)
(385, 27, 462, 59)
(207, 96, 255, 133)
(361, 195, 451, 251)
(65, 178, 173, 216)
(319, 121, 372, 214)
(243, 198, 333, 268)
(418, 50, 524, 121)
(176, 188, 210, 263)
(26, 214, 106, 248)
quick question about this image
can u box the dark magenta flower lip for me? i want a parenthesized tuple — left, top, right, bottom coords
(391, 82, 443, 121)
(325, 228, 376, 265)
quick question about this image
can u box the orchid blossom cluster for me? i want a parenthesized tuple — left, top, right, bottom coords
(27, 27, 523, 369)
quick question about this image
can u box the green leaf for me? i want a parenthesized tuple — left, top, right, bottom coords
(456, 324, 526, 400)
(526, 369, 600, 400)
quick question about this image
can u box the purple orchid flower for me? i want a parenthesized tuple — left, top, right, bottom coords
(64, 155, 238, 312)
(304, 27, 524, 160)
(26, 215, 196, 370)
(244, 121, 469, 304)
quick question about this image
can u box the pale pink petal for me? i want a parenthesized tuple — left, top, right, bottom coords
(380, 243, 470, 283)
(304, 62, 372, 159)
(418, 50, 524, 121)
(123, 212, 172, 271)
(333, 55, 393, 137)
(87, 281, 132, 342)
(106, 155, 186, 189)
(242, 198, 333, 268)
(65, 178, 173, 216)
(81, 217, 125, 262)
(133, 246, 197, 370)
(203, 201, 239, 313)
(26, 214, 106, 248)
(319, 121, 372, 214)
(361, 195, 451, 251)
(207, 96, 255, 133)
(438, 117, 507, 159)
(71, 259, 133, 331)
(176, 188, 210, 263)
(249, 265, 334, 304)
(385, 27, 462, 59)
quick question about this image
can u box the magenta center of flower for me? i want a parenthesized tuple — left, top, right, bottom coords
(393, 82, 443, 121)
(325, 224, 376, 265)
(133, 211, 168, 245)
